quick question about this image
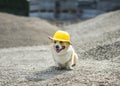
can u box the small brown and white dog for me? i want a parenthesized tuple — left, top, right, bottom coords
(49, 30, 78, 70)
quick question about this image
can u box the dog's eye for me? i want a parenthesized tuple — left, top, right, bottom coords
(54, 41, 56, 43)
(60, 41, 63, 44)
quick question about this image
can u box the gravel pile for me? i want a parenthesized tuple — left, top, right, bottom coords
(0, 11, 120, 86)
(64, 10, 120, 61)
(0, 13, 58, 48)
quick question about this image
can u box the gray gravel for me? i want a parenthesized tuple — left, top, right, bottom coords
(0, 10, 120, 86)
(0, 13, 58, 48)
(0, 46, 120, 86)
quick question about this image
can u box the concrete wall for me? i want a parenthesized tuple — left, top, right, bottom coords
(29, 0, 120, 20)
(97, 0, 120, 11)
(60, 1, 77, 10)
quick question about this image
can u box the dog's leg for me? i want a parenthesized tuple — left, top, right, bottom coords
(66, 57, 74, 70)
(73, 53, 78, 66)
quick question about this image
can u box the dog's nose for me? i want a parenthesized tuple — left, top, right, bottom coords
(55, 45, 59, 49)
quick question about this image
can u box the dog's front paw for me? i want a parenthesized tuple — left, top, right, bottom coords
(66, 66, 73, 70)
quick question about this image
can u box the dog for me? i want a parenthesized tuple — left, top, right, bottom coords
(49, 30, 78, 70)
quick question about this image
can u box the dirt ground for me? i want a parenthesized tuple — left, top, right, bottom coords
(0, 10, 120, 86)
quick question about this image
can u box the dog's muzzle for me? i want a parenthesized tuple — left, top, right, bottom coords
(55, 45, 65, 53)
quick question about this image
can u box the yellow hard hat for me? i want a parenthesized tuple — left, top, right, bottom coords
(52, 30, 70, 42)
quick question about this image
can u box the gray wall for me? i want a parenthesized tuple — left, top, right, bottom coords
(29, 0, 120, 20)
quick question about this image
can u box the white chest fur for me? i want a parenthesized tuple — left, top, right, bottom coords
(52, 45, 73, 64)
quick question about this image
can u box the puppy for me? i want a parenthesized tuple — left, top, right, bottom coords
(49, 30, 78, 70)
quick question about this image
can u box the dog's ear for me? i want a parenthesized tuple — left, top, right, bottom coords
(66, 41, 72, 45)
(68, 42, 72, 45)
(48, 36, 53, 41)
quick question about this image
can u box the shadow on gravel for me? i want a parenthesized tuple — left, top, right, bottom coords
(26, 66, 67, 82)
